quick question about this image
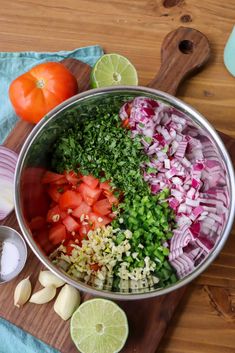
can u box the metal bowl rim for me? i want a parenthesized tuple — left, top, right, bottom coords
(14, 85, 235, 300)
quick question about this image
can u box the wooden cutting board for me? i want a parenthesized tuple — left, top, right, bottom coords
(0, 27, 234, 353)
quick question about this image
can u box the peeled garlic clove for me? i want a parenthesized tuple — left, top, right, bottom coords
(14, 276, 32, 308)
(29, 285, 56, 304)
(39, 270, 65, 288)
(54, 284, 80, 320)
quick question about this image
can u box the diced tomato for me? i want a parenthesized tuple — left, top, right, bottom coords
(62, 215, 80, 232)
(33, 228, 46, 241)
(78, 224, 91, 238)
(92, 198, 111, 216)
(60, 210, 68, 220)
(58, 184, 70, 193)
(88, 212, 112, 229)
(100, 216, 112, 226)
(66, 240, 77, 255)
(23, 183, 49, 219)
(49, 223, 67, 245)
(34, 229, 55, 255)
(37, 168, 119, 254)
(62, 234, 72, 245)
(103, 190, 119, 206)
(87, 212, 100, 229)
(38, 242, 55, 255)
(90, 263, 101, 271)
(81, 175, 99, 189)
(72, 233, 84, 246)
(48, 185, 63, 202)
(59, 190, 82, 210)
(47, 205, 67, 223)
(72, 201, 91, 219)
(21, 167, 50, 220)
(99, 181, 111, 191)
(78, 183, 101, 206)
(49, 200, 57, 208)
(42, 171, 65, 184)
(64, 170, 80, 186)
(122, 118, 130, 129)
(124, 102, 132, 117)
(22, 167, 46, 184)
(52, 177, 68, 185)
(29, 216, 46, 230)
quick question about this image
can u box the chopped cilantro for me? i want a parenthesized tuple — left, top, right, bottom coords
(51, 106, 177, 286)
(52, 112, 150, 197)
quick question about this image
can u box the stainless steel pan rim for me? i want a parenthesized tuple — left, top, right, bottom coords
(14, 86, 235, 300)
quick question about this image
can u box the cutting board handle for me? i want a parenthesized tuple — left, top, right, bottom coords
(147, 27, 210, 96)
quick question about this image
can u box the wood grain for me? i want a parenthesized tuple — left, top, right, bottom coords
(1, 50, 195, 353)
(0, 1, 235, 352)
(0, 252, 185, 353)
(148, 27, 210, 95)
(1, 0, 235, 139)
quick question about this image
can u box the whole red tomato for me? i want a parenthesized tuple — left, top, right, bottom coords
(9, 62, 78, 123)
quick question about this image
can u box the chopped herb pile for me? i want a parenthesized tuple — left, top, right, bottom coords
(52, 112, 149, 197)
(51, 109, 177, 289)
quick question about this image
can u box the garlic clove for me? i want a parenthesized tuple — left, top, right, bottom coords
(54, 284, 80, 320)
(29, 285, 56, 304)
(39, 270, 65, 288)
(14, 276, 32, 308)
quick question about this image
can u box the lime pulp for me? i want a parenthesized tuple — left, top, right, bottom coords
(91, 53, 138, 88)
(70, 298, 129, 353)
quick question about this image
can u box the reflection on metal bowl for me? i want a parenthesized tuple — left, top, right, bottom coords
(14, 86, 235, 300)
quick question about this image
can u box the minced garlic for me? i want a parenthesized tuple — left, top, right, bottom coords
(52, 226, 158, 288)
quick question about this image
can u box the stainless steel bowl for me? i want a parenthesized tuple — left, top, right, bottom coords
(14, 86, 235, 300)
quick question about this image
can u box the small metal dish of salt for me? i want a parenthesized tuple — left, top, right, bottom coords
(0, 226, 27, 284)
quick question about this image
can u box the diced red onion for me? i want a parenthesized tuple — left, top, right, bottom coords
(175, 141, 188, 158)
(164, 159, 171, 169)
(150, 184, 160, 194)
(171, 177, 183, 185)
(119, 97, 228, 279)
(193, 206, 204, 218)
(0, 146, 18, 221)
(169, 198, 179, 210)
(196, 236, 214, 253)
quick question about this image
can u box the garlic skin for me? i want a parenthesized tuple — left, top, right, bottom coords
(29, 285, 56, 304)
(14, 276, 32, 308)
(54, 284, 80, 320)
(39, 270, 65, 288)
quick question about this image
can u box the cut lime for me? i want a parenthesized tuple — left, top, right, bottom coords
(91, 53, 138, 88)
(70, 298, 129, 353)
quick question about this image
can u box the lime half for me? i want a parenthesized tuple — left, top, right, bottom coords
(91, 53, 138, 88)
(70, 298, 129, 353)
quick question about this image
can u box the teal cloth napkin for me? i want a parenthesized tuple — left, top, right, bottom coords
(0, 317, 60, 353)
(0, 45, 104, 143)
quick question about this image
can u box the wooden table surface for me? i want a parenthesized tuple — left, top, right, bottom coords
(1, 1, 235, 352)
